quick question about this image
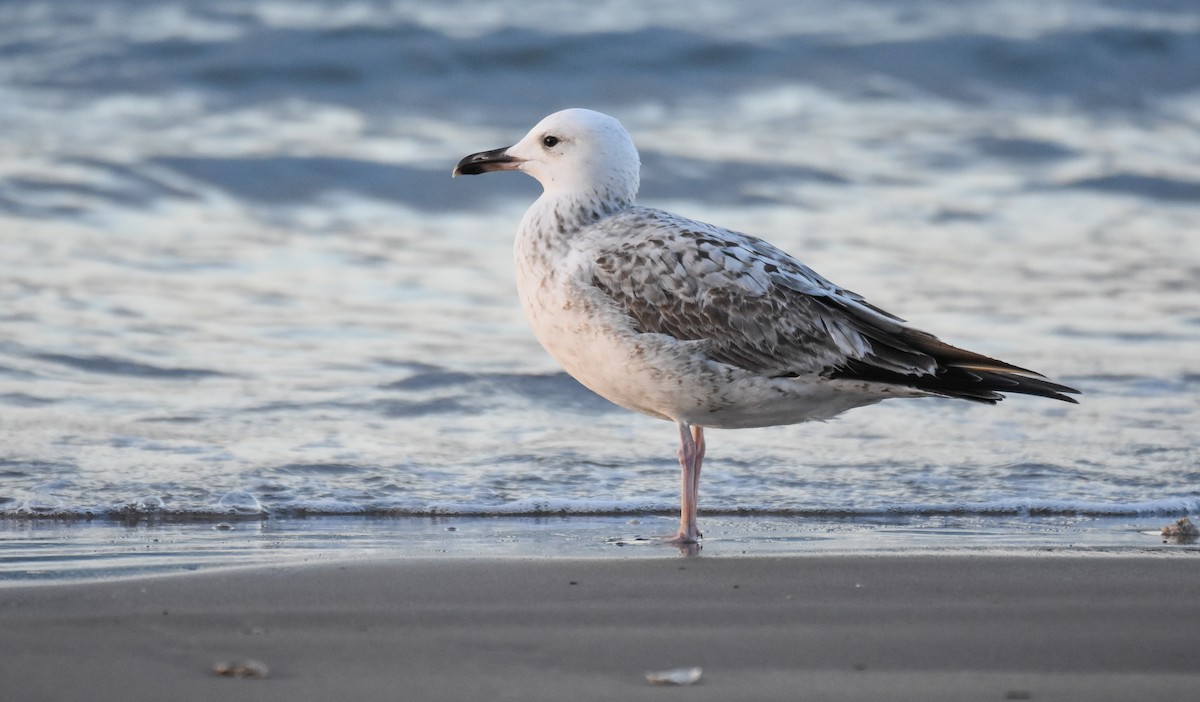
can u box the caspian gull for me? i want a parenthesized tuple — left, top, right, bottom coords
(453, 108, 1078, 544)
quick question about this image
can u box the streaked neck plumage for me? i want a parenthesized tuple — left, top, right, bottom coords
(511, 107, 642, 264)
(520, 184, 638, 250)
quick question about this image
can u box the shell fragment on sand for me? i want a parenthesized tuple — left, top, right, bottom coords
(645, 667, 702, 686)
(212, 659, 270, 678)
(1160, 516, 1199, 542)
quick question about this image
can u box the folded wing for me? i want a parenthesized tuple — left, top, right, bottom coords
(587, 208, 1079, 405)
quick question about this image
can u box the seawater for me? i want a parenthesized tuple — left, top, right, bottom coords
(2, 0, 1199, 574)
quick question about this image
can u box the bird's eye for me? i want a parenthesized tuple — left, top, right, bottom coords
(542, 135, 560, 148)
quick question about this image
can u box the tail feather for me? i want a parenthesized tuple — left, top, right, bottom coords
(830, 328, 1080, 404)
(813, 289, 1079, 404)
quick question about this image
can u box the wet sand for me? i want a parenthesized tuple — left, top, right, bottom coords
(2, 554, 1198, 701)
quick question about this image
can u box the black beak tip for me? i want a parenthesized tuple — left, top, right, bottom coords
(452, 146, 516, 178)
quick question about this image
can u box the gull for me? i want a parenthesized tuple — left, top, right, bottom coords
(453, 108, 1078, 544)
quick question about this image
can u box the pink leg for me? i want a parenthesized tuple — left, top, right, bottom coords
(670, 422, 705, 544)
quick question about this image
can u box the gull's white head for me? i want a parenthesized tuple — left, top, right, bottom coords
(454, 108, 640, 206)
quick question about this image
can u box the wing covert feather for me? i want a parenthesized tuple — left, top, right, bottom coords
(586, 208, 900, 377)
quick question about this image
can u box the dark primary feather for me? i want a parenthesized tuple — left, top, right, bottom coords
(822, 324, 1080, 404)
(586, 207, 1079, 405)
(812, 291, 1079, 403)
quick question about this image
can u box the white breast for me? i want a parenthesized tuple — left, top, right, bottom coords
(514, 230, 679, 421)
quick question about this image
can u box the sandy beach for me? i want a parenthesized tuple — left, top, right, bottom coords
(2, 554, 1198, 701)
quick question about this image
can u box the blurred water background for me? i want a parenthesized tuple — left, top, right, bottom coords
(2, 0, 1199, 575)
